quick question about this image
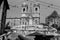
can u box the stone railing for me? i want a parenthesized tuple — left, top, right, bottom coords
(10, 25, 59, 36)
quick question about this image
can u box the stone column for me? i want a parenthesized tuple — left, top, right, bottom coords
(29, 18, 32, 25)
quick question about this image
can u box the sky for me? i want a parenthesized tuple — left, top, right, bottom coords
(0, 0, 60, 23)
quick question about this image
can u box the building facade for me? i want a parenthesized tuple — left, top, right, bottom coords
(6, 0, 40, 27)
(5, 1, 60, 40)
(6, 0, 42, 36)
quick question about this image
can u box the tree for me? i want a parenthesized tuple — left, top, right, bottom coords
(50, 10, 59, 28)
(0, 0, 3, 6)
(0, 0, 10, 34)
(50, 10, 58, 24)
(46, 10, 59, 29)
(51, 24, 58, 28)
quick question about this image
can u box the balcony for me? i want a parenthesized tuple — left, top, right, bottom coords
(11, 25, 46, 31)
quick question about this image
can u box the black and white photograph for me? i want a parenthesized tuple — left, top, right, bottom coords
(0, 0, 60, 40)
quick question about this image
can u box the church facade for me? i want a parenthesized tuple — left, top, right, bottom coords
(5, 0, 60, 40)
(6, 0, 40, 27)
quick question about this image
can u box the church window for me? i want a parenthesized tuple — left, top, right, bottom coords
(23, 8, 26, 12)
(23, 22, 24, 25)
(35, 7, 38, 11)
(35, 20, 37, 24)
(34, 7, 39, 12)
(35, 20, 37, 23)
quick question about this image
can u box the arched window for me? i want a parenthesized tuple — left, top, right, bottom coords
(34, 19, 38, 25)
(35, 7, 38, 11)
(33, 4, 40, 13)
(23, 21, 24, 25)
(23, 8, 26, 12)
(35, 20, 37, 24)
(22, 7, 26, 13)
(21, 2, 28, 13)
(34, 18, 39, 25)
